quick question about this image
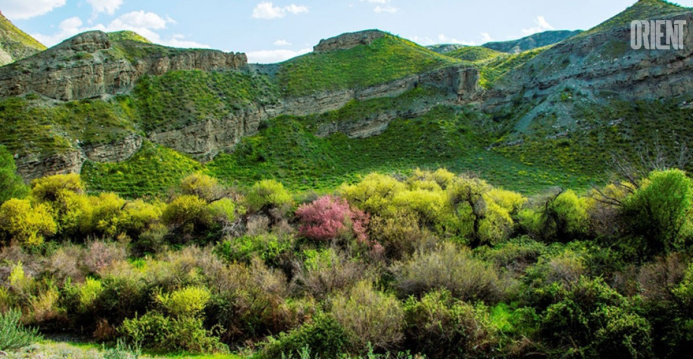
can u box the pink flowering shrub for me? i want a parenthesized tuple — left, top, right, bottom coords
(296, 195, 370, 243)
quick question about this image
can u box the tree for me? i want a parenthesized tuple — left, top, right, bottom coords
(0, 145, 27, 203)
(295, 195, 369, 243)
(622, 169, 693, 255)
(0, 198, 56, 247)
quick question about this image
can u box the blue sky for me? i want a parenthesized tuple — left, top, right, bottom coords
(1, 0, 692, 63)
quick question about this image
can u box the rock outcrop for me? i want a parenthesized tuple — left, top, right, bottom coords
(0, 31, 247, 101)
(314, 30, 387, 52)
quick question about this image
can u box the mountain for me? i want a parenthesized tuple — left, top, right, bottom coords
(1, 0, 693, 196)
(0, 11, 46, 66)
(427, 44, 466, 54)
(482, 30, 582, 54)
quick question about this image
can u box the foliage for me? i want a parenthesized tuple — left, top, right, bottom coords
(245, 179, 294, 213)
(331, 280, 405, 352)
(0, 145, 27, 203)
(0, 199, 56, 247)
(156, 286, 211, 318)
(403, 289, 498, 358)
(0, 308, 42, 351)
(393, 243, 507, 303)
(162, 195, 211, 234)
(278, 34, 459, 97)
(296, 195, 369, 243)
(258, 313, 349, 359)
(179, 173, 225, 203)
(622, 169, 693, 256)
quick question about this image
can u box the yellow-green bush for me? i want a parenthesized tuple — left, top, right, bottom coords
(340, 173, 406, 215)
(156, 286, 211, 318)
(0, 199, 56, 247)
(162, 195, 211, 234)
(179, 173, 225, 203)
(245, 179, 293, 213)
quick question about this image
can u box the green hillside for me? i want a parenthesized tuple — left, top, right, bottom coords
(277, 33, 462, 97)
(0, 12, 46, 65)
(107, 30, 152, 44)
(447, 46, 505, 63)
(578, 0, 689, 38)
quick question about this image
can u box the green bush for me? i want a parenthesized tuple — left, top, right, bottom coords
(215, 233, 293, 267)
(0, 145, 27, 203)
(0, 308, 42, 351)
(622, 169, 693, 256)
(245, 179, 293, 214)
(119, 311, 224, 353)
(258, 312, 349, 359)
(0, 198, 57, 248)
(162, 195, 211, 235)
(540, 277, 653, 358)
(403, 289, 498, 358)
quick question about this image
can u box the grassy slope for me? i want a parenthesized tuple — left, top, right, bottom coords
(277, 34, 462, 97)
(478, 46, 549, 88)
(133, 70, 279, 132)
(577, 0, 688, 38)
(446, 46, 504, 63)
(108, 30, 152, 44)
(82, 141, 204, 198)
(0, 13, 46, 63)
(0, 96, 140, 156)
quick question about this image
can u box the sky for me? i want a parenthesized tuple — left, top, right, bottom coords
(1, 0, 693, 63)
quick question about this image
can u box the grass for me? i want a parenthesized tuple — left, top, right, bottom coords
(0, 12, 46, 63)
(133, 70, 279, 133)
(478, 46, 549, 89)
(277, 34, 462, 97)
(108, 31, 152, 44)
(576, 0, 689, 39)
(446, 46, 504, 63)
(0, 96, 140, 156)
(81, 141, 204, 198)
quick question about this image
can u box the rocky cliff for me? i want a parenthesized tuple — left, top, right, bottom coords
(0, 31, 247, 101)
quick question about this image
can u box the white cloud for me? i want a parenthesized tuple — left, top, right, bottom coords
(0, 0, 66, 20)
(437, 34, 474, 46)
(520, 16, 555, 37)
(274, 39, 291, 46)
(481, 32, 494, 43)
(32, 11, 210, 49)
(251, 2, 308, 20)
(246, 47, 311, 63)
(86, 0, 123, 15)
(365, 0, 389, 3)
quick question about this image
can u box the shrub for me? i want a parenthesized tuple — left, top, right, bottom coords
(179, 173, 225, 203)
(258, 312, 349, 359)
(215, 233, 293, 267)
(89, 192, 127, 238)
(403, 289, 498, 358)
(245, 180, 293, 213)
(540, 277, 653, 359)
(339, 173, 406, 215)
(78, 277, 104, 311)
(156, 286, 211, 318)
(369, 210, 436, 260)
(331, 280, 404, 352)
(544, 190, 589, 241)
(393, 243, 507, 303)
(121, 199, 164, 236)
(30, 173, 84, 203)
(209, 198, 236, 226)
(119, 311, 224, 353)
(293, 248, 368, 299)
(0, 308, 42, 351)
(82, 240, 128, 275)
(0, 199, 56, 248)
(295, 195, 369, 243)
(162, 195, 211, 235)
(622, 169, 693, 256)
(0, 145, 27, 203)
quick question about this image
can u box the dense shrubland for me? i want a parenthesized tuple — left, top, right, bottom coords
(0, 163, 693, 358)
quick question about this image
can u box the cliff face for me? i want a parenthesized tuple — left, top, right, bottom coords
(0, 31, 247, 101)
(484, 10, 693, 134)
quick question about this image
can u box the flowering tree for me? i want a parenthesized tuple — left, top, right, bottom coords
(296, 195, 369, 243)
